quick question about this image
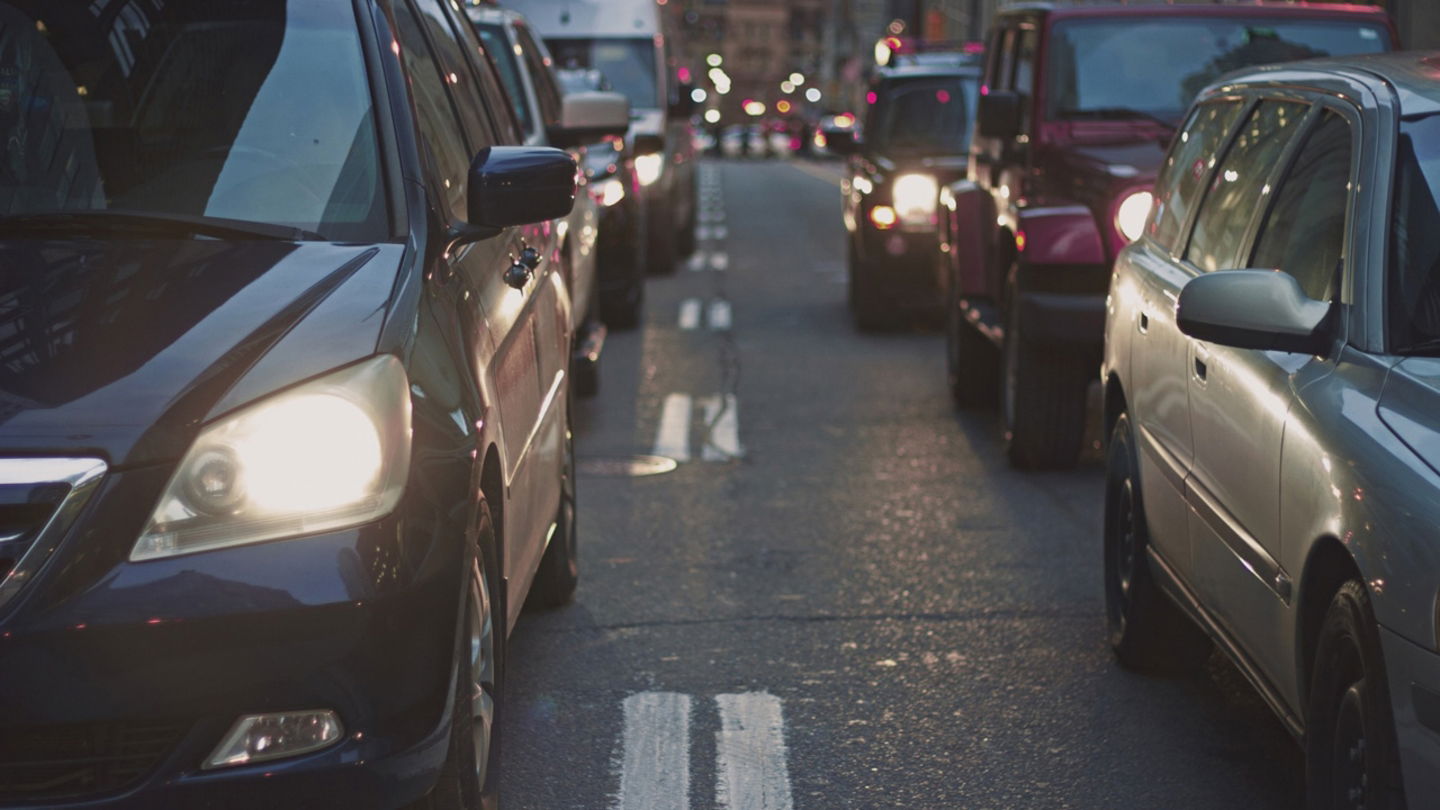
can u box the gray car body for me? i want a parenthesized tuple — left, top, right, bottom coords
(1101, 52, 1440, 799)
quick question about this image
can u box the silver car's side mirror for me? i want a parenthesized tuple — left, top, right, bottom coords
(1176, 269, 1332, 355)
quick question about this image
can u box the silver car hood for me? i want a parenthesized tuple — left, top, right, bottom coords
(1378, 357, 1440, 477)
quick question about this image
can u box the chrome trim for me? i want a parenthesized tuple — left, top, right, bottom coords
(0, 458, 108, 614)
(1136, 423, 1187, 496)
(1186, 474, 1291, 605)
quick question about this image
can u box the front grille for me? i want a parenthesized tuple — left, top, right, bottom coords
(0, 458, 107, 616)
(0, 720, 187, 801)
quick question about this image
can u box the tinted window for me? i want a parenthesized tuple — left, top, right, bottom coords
(408, 0, 495, 153)
(1186, 100, 1307, 272)
(1251, 111, 1351, 301)
(547, 38, 657, 110)
(515, 25, 562, 126)
(1390, 115, 1440, 350)
(1047, 18, 1387, 123)
(392, 0, 472, 219)
(0, 0, 386, 241)
(1014, 28, 1037, 131)
(1150, 100, 1244, 249)
(868, 78, 976, 155)
(476, 23, 537, 136)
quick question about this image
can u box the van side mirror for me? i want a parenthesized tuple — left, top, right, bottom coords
(977, 90, 1021, 139)
(549, 91, 631, 149)
(672, 80, 699, 117)
(820, 126, 860, 156)
(1176, 270, 1332, 354)
(467, 146, 576, 228)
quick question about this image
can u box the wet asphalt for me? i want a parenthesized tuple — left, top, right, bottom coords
(496, 159, 1300, 809)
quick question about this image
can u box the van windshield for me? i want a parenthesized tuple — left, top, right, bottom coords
(546, 37, 658, 110)
(0, 0, 387, 242)
(1047, 17, 1389, 124)
(868, 78, 976, 155)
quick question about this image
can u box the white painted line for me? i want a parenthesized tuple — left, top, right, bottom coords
(710, 253, 729, 272)
(715, 692, 793, 810)
(702, 394, 743, 461)
(616, 692, 692, 810)
(697, 226, 713, 241)
(679, 299, 702, 330)
(708, 299, 732, 331)
(712, 226, 729, 240)
(687, 253, 707, 273)
(654, 394, 692, 462)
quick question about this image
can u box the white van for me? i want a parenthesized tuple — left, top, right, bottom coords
(505, 0, 698, 274)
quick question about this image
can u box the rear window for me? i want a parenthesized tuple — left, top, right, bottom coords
(546, 37, 658, 110)
(866, 77, 978, 155)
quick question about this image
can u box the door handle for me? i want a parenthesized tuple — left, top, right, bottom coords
(1194, 356, 1207, 380)
(1138, 312, 1149, 334)
(1193, 344, 1210, 382)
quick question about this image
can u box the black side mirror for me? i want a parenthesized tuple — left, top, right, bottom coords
(633, 133, 666, 156)
(820, 127, 860, 156)
(1176, 270, 1332, 354)
(672, 81, 699, 117)
(467, 146, 576, 229)
(977, 90, 1022, 139)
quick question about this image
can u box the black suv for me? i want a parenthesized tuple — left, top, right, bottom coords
(825, 62, 980, 329)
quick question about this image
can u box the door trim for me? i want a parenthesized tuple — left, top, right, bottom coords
(1187, 475, 1294, 605)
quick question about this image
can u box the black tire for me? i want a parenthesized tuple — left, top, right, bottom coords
(849, 239, 894, 331)
(1304, 581, 1406, 810)
(1104, 412, 1211, 673)
(423, 502, 504, 810)
(526, 408, 578, 609)
(946, 288, 998, 409)
(1000, 291, 1088, 469)
(600, 283, 643, 331)
(647, 205, 678, 276)
(677, 188, 698, 258)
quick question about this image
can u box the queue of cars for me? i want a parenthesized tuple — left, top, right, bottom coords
(825, 1, 1440, 806)
(0, 0, 689, 807)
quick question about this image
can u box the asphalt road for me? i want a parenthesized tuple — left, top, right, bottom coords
(497, 158, 1300, 809)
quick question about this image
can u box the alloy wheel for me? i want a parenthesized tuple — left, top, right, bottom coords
(467, 559, 496, 791)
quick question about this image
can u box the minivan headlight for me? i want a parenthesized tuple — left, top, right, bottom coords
(1115, 190, 1154, 243)
(893, 173, 938, 229)
(131, 355, 411, 561)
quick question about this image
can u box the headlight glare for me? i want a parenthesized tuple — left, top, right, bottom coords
(635, 153, 663, 187)
(131, 355, 411, 561)
(1115, 190, 1154, 243)
(892, 173, 939, 229)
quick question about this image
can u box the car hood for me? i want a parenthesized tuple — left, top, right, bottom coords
(1043, 139, 1167, 187)
(0, 239, 405, 467)
(1378, 357, 1440, 478)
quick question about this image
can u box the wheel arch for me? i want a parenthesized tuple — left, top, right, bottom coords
(1103, 373, 1127, 447)
(479, 444, 505, 578)
(1296, 535, 1363, 704)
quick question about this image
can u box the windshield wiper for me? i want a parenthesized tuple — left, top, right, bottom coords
(1060, 107, 1178, 132)
(0, 211, 324, 241)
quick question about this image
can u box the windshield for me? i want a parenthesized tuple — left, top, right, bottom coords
(546, 37, 658, 110)
(1390, 115, 1440, 353)
(0, 0, 387, 242)
(1047, 17, 1389, 124)
(867, 78, 976, 155)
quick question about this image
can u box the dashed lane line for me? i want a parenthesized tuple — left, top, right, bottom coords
(679, 298, 702, 330)
(715, 692, 794, 810)
(708, 299, 732, 331)
(653, 394, 693, 462)
(700, 394, 743, 461)
(615, 692, 692, 810)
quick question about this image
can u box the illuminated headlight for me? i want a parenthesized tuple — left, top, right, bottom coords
(892, 173, 939, 229)
(635, 153, 664, 187)
(1115, 190, 1154, 243)
(599, 177, 626, 207)
(131, 355, 411, 561)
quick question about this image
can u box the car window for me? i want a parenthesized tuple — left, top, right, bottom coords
(1150, 100, 1245, 250)
(515, 24, 563, 127)
(1185, 100, 1308, 272)
(993, 28, 1017, 92)
(452, 16, 525, 145)
(406, 0, 496, 153)
(1014, 27, 1038, 131)
(1251, 111, 1351, 301)
(476, 24, 538, 138)
(1388, 114, 1440, 350)
(391, 0, 474, 219)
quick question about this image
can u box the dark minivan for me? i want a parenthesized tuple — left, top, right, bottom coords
(0, 0, 597, 807)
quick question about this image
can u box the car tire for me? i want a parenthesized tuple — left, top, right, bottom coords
(1104, 412, 1211, 673)
(526, 408, 579, 609)
(1304, 580, 1406, 810)
(601, 283, 643, 331)
(677, 188, 698, 258)
(849, 239, 894, 331)
(423, 502, 504, 810)
(946, 288, 998, 410)
(648, 205, 678, 276)
(1000, 290, 1087, 469)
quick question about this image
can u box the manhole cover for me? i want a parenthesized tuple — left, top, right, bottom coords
(577, 455, 678, 478)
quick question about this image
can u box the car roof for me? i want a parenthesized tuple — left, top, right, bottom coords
(996, 1, 1391, 22)
(876, 64, 982, 81)
(1209, 51, 1440, 118)
(467, 5, 520, 25)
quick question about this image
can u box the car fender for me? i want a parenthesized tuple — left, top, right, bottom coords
(942, 180, 995, 299)
(1015, 204, 1106, 268)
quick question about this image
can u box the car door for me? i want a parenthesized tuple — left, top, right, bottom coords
(1185, 103, 1355, 679)
(1127, 98, 1246, 571)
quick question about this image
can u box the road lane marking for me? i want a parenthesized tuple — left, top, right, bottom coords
(616, 692, 692, 810)
(679, 299, 702, 330)
(712, 226, 729, 240)
(710, 253, 729, 271)
(701, 394, 743, 461)
(715, 692, 793, 810)
(654, 394, 692, 462)
(708, 300, 732, 331)
(687, 253, 707, 272)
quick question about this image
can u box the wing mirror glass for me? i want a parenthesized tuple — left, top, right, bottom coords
(1176, 269, 1332, 354)
(549, 91, 631, 149)
(977, 90, 1021, 139)
(467, 146, 576, 229)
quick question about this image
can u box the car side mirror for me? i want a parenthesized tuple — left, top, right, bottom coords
(1176, 270, 1332, 354)
(977, 90, 1021, 139)
(633, 132, 665, 156)
(467, 146, 576, 229)
(820, 126, 860, 156)
(672, 80, 699, 117)
(549, 91, 631, 149)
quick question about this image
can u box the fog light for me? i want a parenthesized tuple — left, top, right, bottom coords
(204, 710, 343, 770)
(869, 205, 897, 230)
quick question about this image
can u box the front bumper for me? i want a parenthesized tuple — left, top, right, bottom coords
(0, 464, 464, 809)
(855, 227, 943, 306)
(1380, 626, 1440, 803)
